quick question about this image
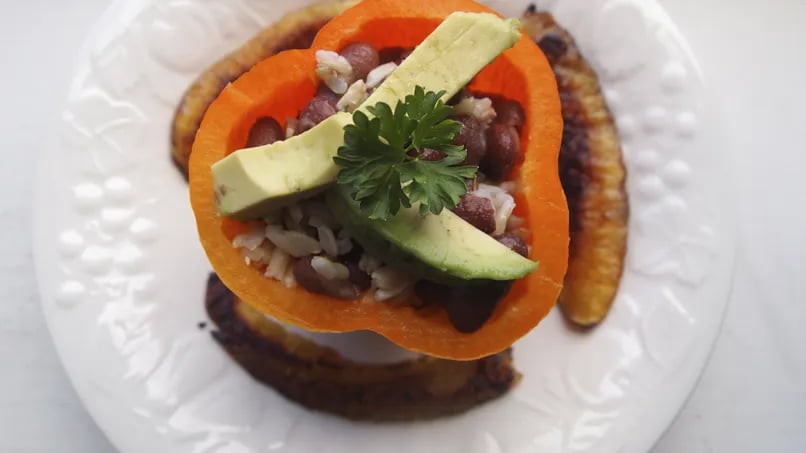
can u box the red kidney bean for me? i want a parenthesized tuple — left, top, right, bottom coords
(299, 96, 338, 132)
(493, 99, 525, 128)
(340, 42, 379, 82)
(315, 85, 341, 105)
(292, 256, 326, 294)
(453, 115, 487, 166)
(453, 193, 496, 234)
(414, 280, 512, 333)
(481, 124, 521, 180)
(495, 233, 529, 258)
(245, 117, 284, 148)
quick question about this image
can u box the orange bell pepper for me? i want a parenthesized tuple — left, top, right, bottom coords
(189, 0, 568, 360)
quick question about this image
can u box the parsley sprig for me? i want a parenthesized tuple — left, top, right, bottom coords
(333, 86, 478, 221)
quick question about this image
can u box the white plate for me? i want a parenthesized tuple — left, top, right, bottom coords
(33, 0, 735, 451)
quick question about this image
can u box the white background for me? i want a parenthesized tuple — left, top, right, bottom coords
(1, 0, 804, 451)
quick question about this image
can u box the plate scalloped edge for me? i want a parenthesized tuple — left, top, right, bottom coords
(34, 0, 736, 452)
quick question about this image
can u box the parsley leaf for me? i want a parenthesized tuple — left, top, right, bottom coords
(333, 86, 478, 220)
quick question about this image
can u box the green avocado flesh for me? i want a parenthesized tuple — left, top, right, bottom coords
(212, 113, 352, 220)
(212, 12, 521, 219)
(326, 187, 538, 282)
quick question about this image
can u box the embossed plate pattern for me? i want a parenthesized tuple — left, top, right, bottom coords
(33, 0, 735, 452)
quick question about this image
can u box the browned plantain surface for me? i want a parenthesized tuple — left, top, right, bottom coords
(522, 8, 629, 327)
(205, 274, 520, 421)
(170, 0, 357, 176)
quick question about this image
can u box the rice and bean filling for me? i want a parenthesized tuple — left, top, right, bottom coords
(234, 42, 530, 331)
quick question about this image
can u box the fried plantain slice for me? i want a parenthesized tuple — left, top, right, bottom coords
(521, 7, 629, 327)
(170, 0, 357, 176)
(205, 274, 520, 421)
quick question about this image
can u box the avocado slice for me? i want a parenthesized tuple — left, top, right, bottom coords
(326, 186, 537, 282)
(213, 12, 521, 219)
(213, 113, 352, 220)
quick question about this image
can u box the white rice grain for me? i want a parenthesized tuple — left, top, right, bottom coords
(335, 228, 354, 255)
(336, 237, 354, 256)
(366, 62, 398, 88)
(265, 249, 291, 280)
(337, 80, 368, 112)
(282, 266, 298, 288)
(494, 196, 516, 236)
(371, 266, 416, 301)
(288, 204, 304, 225)
(232, 226, 265, 251)
(315, 50, 352, 94)
(311, 256, 350, 280)
(282, 205, 305, 231)
(240, 242, 274, 266)
(285, 117, 299, 138)
(317, 225, 339, 257)
(265, 225, 321, 257)
(475, 183, 517, 236)
(452, 96, 497, 124)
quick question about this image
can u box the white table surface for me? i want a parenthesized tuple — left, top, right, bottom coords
(1, 0, 804, 451)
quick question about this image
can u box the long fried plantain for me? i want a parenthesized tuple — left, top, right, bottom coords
(170, 0, 357, 176)
(206, 274, 520, 421)
(522, 8, 629, 327)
